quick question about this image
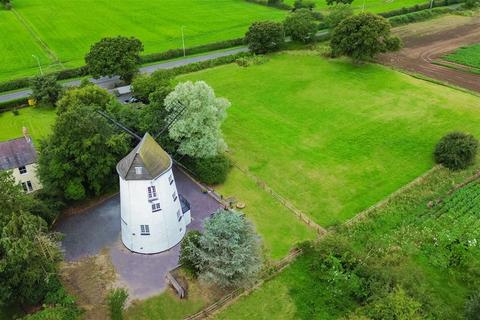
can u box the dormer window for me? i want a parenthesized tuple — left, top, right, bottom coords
(172, 191, 177, 202)
(169, 174, 174, 185)
(135, 167, 143, 175)
(147, 186, 157, 200)
(177, 209, 182, 222)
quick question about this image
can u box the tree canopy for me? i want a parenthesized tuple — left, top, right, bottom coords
(434, 132, 478, 170)
(284, 9, 318, 43)
(38, 103, 129, 201)
(56, 83, 114, 114)
(330, 13, 401, 62)
(245, 21, 285, 54)
(0, 171, 62, 306)
(30, 75, 63, 106)
(195, 210, 262, 288)
(85, 36, 144, 82)
(164, 81, 229, 159)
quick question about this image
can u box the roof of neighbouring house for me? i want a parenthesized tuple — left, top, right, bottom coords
(116, 133, 172, 181)
(0, 136, 37, 171)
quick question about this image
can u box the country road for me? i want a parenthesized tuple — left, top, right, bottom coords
(0, 47, 248, 103)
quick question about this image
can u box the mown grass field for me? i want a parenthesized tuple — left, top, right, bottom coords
(182, 51, 480, 226)
(0, 106, 56, 142)
(215, 164, 480, 319)
(0, 9, 53, 81)
(0, 0, 285, 82)
(285, 0, 430, 13)
(444, 43, 480, 69)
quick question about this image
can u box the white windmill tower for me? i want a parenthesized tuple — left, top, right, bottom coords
(97, 104, 191, 254)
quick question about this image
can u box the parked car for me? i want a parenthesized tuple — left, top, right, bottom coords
(124, 97, 139, 104)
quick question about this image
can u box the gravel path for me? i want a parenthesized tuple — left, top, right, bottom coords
(55, 166, 221, 299)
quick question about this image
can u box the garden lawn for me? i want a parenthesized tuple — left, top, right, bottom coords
(215, 163, 480, 319)
(444, 43, 480, 69)
(181, 51, 480, 226)
(0, 9, 53, 82)
(0, 0, 284, 82)
(0, 107, 56, 142)
(215, 167, 317, 260)
(285, 0, 431, 13)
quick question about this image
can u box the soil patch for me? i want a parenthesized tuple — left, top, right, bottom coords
(379, 15, 480, 92)
(61, 250, 119, 320)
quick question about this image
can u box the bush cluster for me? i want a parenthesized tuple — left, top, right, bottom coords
(389, 7, 453, 26)
(0, 97, 28, 112)
(182, 154, 231, 185)
(107, 288, 129, 320)
(434, 132, 478, 170)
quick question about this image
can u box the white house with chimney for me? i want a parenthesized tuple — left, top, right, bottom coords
(117, 133, 191, 254)
(0, 128, 41, 193)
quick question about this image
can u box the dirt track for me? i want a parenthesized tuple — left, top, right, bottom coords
(379, 16, 480, 93)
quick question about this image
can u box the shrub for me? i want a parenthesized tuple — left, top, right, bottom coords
(325, 4, 354, 29)
(326, 0, 353, 5)
(294, 0, 316, 9)
(189, 154, 231, 185)
(284, 9, 318, 43)
(363, 287, 423, 320)
(465, 292, 480, 320)
(388, 7, 453, 26)
(245, 21, 285, 54)
(434, 132, 478, 170)
(30, 75, 63, 106)
(11, 108, 19, 116)
(180, 230, 202, 276)
(464, 0, 480, 8)
(107, 288, 128, 320)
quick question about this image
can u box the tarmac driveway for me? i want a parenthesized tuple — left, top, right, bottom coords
(55, 166, 221, 299)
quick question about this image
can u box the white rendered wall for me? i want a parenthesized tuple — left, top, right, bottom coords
(119, 168, 187, 254)
(10, 163, 42, 193)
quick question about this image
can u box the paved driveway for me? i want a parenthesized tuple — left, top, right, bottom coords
(55, 166, 221, 299)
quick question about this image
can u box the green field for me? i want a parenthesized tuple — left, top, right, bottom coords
(0, 0, 285, 82)
(0, 107, 56, 142)
(444, 43, 480, 69)
(215, 165, 480, 319)
(285, 0, 431, 12)
(182, 51, 480, 226)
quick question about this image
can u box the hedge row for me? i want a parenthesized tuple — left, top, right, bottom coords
(389, 6, 454, 26)
(153, 52, 250, 78)
(0, 97, 29, 113)
(245, 0, 293, 10)
(0, 39, 246, 94)
(379, 0, 464, 17)
(0, 66, 88, 93)
(140, 38, 245, 64)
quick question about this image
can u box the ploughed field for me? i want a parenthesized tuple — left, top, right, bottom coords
(0, 0, 284, 82)
(182, 51, 480, 227)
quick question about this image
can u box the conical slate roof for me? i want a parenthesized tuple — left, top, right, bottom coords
(117, 133, 172, 181)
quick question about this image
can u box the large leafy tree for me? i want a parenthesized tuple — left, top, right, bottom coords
(30, 75, 63, 106)
(164, 81, 229, 159)
(38, 104, 129, 201)
(330, 13, 401, 62)
(245, 21, 285, 54)
(196, 210, 262, 288)
(0, 171, 62, 306)
(56, 83, 114, 114)
(85, 36, 144, 82)
(284, 9, 318, 43)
